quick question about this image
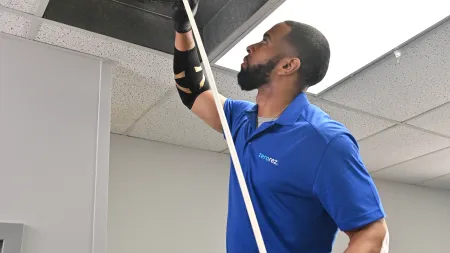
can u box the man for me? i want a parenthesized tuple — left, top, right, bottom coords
(171, 0, 388, 252)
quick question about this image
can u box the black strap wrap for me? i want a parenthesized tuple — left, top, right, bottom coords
(173, 46, 210, 109)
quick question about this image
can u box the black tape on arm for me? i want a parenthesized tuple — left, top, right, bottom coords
(173, 46, 210, 109)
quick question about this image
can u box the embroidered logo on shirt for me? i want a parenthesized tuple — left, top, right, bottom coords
(258, 153, 279, 166)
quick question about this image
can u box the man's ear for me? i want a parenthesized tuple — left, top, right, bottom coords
(278, 57, 301, 76)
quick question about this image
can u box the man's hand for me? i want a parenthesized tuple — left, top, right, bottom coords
(344, 219, 389, 253)
(172, 0, 199, 33)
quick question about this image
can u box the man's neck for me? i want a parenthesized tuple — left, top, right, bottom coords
(256, 85, 299, 118)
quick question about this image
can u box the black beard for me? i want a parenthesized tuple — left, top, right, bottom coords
(237, 59, 279, 91)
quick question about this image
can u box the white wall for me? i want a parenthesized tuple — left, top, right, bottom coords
(0, 34, 112, 253)
(332, 180, 450, 253)
(108, 134, 450, 253)
(107, 134, 230, 253)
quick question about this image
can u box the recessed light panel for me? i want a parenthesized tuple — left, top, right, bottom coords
(215, 0, 449, 94)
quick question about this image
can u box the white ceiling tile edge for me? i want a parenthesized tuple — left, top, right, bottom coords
(31, 18, 248, 91)
(34, 20, 174, 79)
(420, 173, 450, 191)
(0, 4, 172, 69)
(370, 146, 450, 184)
(127, 91, 229, 152)
(310, 96, 399, 123)
(405, 101, 450, 138)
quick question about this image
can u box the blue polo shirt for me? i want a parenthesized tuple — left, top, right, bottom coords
(223, 92, 385, 253)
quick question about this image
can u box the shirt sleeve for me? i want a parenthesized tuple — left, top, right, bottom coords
(313, 133, 386, 232)
(223, 98, 254, 137)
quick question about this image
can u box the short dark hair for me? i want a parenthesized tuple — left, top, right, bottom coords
(283, 21, 330, 88)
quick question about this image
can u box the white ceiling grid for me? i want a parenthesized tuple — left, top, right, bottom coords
(127, 91, 228, 152)
(1, 1, 449, 190)
(359, 125, 450, 172)
(126, 69, 256, 152)
(422, 174, 450, 190)
(110, 66, 175, 134)
(308, 98, 396, 141)
(372, 147, 450, 185)
(406, 102, 450, 137)
(319, 19, 450, 190)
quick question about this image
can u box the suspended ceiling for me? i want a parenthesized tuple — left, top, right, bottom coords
(1, 2, 450, 191)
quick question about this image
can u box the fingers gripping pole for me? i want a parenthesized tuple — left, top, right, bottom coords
(181, 1, 267, 252)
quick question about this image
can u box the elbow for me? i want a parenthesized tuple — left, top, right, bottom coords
(346, 219, 389, 253)
(373, 219, 389, 251)
(376, 221, 389, 253)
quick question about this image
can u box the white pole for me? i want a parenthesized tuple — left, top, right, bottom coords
(181, 1, 267, 252)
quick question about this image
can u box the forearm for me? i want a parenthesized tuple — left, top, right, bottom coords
(175, 31, 195, 51)
(171, 0, 225, 132)
(345, 237, 383, 253)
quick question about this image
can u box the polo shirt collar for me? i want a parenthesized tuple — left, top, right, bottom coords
(276, 92, 310, 125)
(245, 92, 310, 126)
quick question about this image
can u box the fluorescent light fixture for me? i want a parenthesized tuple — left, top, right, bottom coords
(215, 0, 449, 94)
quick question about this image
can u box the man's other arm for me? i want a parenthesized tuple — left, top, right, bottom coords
(344, 219, 389, 253)
(313, 134, 389, 253)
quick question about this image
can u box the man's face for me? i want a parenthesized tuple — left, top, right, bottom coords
(237, 22, 292, 91)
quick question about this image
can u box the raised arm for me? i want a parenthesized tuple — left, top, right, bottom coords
(172, 0, 227, 133)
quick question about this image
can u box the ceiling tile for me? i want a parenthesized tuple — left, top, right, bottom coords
(0, 0, 40, 14)
(35, 22, 175, 79)
(406, 102, 450, 137)
(358, 124, 450, 171)
(128, 92, 227, 152)
(420, 174, 450, 191)
(309, 97, 395, 140)
(110, 122, 130, 135)
(320, 19, 450, 121)
(371, 147, 450, 184)
(110, 65, 173, 134)
(213, 68, 257, 102)
(0, 11, 31, 37)
(34, 22, 186, 135)
(33, 21, 259, 140)
(125, 67, 256, 152)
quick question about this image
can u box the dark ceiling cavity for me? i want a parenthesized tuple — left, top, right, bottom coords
(42, 0, 272, 56)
